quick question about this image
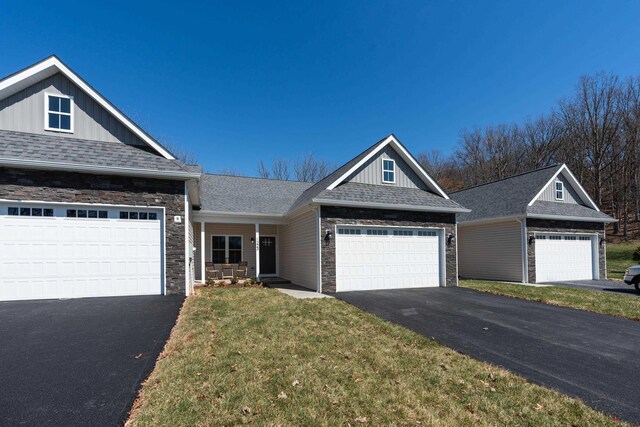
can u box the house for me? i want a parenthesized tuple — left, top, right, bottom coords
(194, 135, 469, 293)
(0, 56, 468, 301)
(451, 165, 616, 283)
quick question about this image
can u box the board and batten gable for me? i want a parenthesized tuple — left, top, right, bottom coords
(458, 220, 524, 282)
(0, 72, 147, 147)
(278, 209, 319, 290)
(346, 145, 430, 190)
(535, 173, 585, 205)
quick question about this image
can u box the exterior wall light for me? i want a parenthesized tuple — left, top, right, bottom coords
(447, 233, 455, 245)
(528, 235, 536, 245)
(324, 230, 333, 244)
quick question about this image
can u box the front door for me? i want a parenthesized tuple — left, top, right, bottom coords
(259, 236, 277, 275)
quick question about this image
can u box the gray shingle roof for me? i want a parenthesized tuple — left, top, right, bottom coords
(199, 174, 313, 215)
(313, 182, 467, 211)
(451, 164, 614, 223)
(0, 129, 190, 174)
(528, 201, 614, 221)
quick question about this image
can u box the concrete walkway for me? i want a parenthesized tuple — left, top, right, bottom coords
(268, 283, 333, 299)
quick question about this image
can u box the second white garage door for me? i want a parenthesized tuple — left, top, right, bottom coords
(535, 233, 596, 282)
(335, 226, 443, 292)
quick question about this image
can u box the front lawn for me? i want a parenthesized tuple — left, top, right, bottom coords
(607, 241, 640, 279)
(127, 287, 623, 426)
(461, 280, 640, 321)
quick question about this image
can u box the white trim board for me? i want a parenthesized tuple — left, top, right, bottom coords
(0, 56, 175, 159)
(325, 135, 450, 199)
(528, 164, 599, 211)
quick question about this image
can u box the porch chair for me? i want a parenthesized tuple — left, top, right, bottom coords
(221, 264, 234, 280)
(205, 262, 219, 281)
(235, 261, 248, 279)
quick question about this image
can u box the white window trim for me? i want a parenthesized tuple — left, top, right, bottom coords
(44, 92, 74, 133)
(211, 235, 243, 264)
(382, 158, 396, 184)
(555, 180, 564, 201)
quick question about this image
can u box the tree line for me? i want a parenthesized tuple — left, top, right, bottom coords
(418, 72, 640, 238)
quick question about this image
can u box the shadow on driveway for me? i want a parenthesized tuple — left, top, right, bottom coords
(0, 295, 184, 426)
(547, 279, 639, 296)
(337, 287, 640, 424)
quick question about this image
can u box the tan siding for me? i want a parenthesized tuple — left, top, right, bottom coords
(537, 174, 584, 204)
(347, 145, 428, 189)
(279, 210, 318, 290)
(458, 221, 524, 282)
(0, 72, 146, 146)
(193, 223, 280, 281)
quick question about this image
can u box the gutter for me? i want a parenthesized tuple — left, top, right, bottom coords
(311, 198, 471, 213)
(0, 157, 201, 180)
(526, 213, 618, 223)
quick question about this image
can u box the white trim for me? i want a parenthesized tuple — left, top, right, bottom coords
(0, 157, 200, 180)
(526, 213, 617, 223)
(0, 56, 175, 159)
(316, 206, 322, 293)
(381, 158, 396, 184)
(193, 211, 287, 224)
(200, 221, 206, 284)
(312, 198, 470, 213)
(518, 218, 528, 283)
(325, 135, 450, 199)
(184, 183, 190, 296)
(457, 215, 526, 227)
(533, 231, 600, 281)
(255, 224, 260, 278)
(454, 222, 459, 287)
(44, 92, 74, 133)
(527, 164, 599, 210)
(554, 180, 564, 201)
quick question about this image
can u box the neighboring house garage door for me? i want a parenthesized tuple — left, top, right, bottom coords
(0, 203, 163, 301)
(335, 226, 443, 292)
(534, 233, 596, 282)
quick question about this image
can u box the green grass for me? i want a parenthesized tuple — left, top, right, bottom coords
(461, 280, 640, 321)
(127, 287, 625, 426)
(607, 241, 640, 279)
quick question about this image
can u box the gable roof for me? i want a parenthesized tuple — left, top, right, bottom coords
(0, 129, 198, 179)
(0, 55, 175, 160)
(287, 134, 466, 215)
(199, 174, 313, 216)
(451, 164, 615, 223)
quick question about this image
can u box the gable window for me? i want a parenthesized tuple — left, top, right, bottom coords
(555, 181, 564, 200)
(382, 159, 396, 183)
(45, 93, 73, 133)
(212, 236, 243, 264)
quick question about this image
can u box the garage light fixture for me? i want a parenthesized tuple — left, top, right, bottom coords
(324, 230, 333, 244)
(447, 233, 455, 245)
(600, 237, 604, 246)
(528, 235, 536, 245)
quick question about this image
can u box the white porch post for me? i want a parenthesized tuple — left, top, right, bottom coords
(255, 223, 260, 278)
(200, 221, 206, 282)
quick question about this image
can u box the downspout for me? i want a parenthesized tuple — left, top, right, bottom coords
(184, 182, 190, 296)
(517, 218, 528, 283)
(316, 206, 322, 293)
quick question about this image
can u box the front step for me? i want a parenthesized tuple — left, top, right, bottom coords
(260, 277, 291, 286)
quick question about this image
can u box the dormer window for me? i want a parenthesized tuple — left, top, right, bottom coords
(382, 159, 396, 183)
(45, 93, 73, 133)
(555, 180, 564, 200)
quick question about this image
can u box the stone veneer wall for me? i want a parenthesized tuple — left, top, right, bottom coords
(0, 167, 187, 294)
(320, 206, 458, 293)
(526, 218, 606, 283)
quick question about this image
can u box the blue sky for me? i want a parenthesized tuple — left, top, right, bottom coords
(2, 1, 640, 175)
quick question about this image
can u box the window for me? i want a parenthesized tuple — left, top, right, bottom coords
(555, 180, 564, 200)
(43, 208, 54, 217)
(8, 207, 18, 216)
(382, 159, 396, 183)
(393, 230, 414, 236)
(20, 207, 31, 216)
(45, 93, 73, 132)
(366, 229, 388, 236)
(212, 236, 243, 264)
(78, 210, 87, 218)
(119, 211, 156, 220)
(417, 230, 437, 236)
(337, 228, 361, 235)
(32, 208, 43, 216)
(7, 206, 54, 217)
(578, 236, 591, 241)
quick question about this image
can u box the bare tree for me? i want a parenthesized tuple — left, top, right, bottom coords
(217, 168, 239, 176)
(294, 153, 331, 182)
(257, 160, 270, 179)
(272, 158, 291, 180)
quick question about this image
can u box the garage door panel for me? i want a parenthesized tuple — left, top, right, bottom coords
(535, 234, 594, 282)
(336, 227, 442, 292)
(0, 212, 162, 301)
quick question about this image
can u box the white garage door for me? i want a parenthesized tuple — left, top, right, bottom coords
(535, 233, 595, 282)
(0, 203, 163, 301)
(335, 226, 443, 292)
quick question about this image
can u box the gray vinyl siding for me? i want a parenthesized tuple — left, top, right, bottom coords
(537, 174, 584, 205)
(278, 210, 318, 290)
(347, 145, 428, 190)
(194, 222, 278, 281)
(0, 72, 146, 146)
(458, 221, 524, 282)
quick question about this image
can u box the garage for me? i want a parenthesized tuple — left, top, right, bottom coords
(335, 226, 444, 292)
(0, 203, 164, 301)
(534, 233, 597, 282)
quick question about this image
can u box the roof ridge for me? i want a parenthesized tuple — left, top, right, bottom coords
(204, 173, 312, 184)
(450, 163, 561, 194)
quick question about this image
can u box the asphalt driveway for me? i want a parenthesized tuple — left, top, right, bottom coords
(548, 279, 639, 296)
(0, 295, 184, 427)
(338, 287, 640, 424)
